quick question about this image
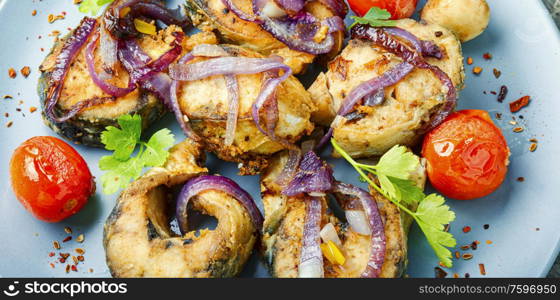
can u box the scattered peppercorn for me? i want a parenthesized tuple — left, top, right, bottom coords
(32, 10, 37, 16)
(48, 252, 55, 257)
(517, 177, 525, 182)
(434, 31, 443, 37)
(473, 66, 483, 75)
(483, 224, 490, 230)
(465, 273, 470, 278)
(471, 241, 478, 250)
(510, 96, 531, 113)
(6, 121, 13, 128)
(462, 226, 471, 233)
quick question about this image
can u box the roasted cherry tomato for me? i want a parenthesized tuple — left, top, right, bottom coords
(421, 110, 510, 200)
(10, 136, 95, 222)
(348, 0, 418, 19)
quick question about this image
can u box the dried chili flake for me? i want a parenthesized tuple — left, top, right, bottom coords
(48, 252, 55, 257)
(59, 257, 66, 263)
(462, 226, 471, 233)
(435, 267, 448, 278)
(490, 91, 497, 95)
(529, 143, 538, 152)
(497, 85, 508, 103)
(50, 263, 55, 269)
(462, 253, 473, 260)
(486, 240, 493, 245)
(53, 241, 61, 249)
(455, 251, 460, 259)
(479, 263, 487, 275)
(510, 96, 530, 113)
(71, 265, 78, 272)
(483, 53, 492, 60)
(64, 227, 72, 234)
(77, 255, 84, 262)
(29, 106, 37, 113)
(483, 224, 490, 230)
(32, 10, 37, 16)
(493, 68, 502, 79)
(472, 66, 482, 75)
(60, 253, 70, 259)
(62, 236, 72, 243)
(529, 138, 539, 143)
(517, 177, 525, 182)
(8, 68, 16, 78)
(6, 121, 13, 128)
(513, 127, 524, 133)
(467, 57, 473, 65)
(471, 241, 478, 250)
(65, 265, 71, 273)
(20, 66, 31, 78)
(76, 234, 85, 243)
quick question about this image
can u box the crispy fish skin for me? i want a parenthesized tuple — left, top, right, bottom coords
(103, 140, 259, 278)
(260, 152, 426, 278)
(38, 24, 187, 147)
(176, 45, 316, 175)
(185, 0, 344, 74)
(308, 19, 465, 158)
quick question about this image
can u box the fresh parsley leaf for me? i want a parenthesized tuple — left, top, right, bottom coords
(349, 7, 397, 29)
(79, 0, 115, 16)
(100, 114, 142, 161)
(376, 145, 419, 180)
(99, 155, 144, 195)
(386, 176, 425, 205)
(331, 138, 457, 267)
(99, 114, 175, 194)
(141, 128, 175, 167)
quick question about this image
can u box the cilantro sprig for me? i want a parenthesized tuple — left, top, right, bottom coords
(78, 0, 115, 16)
(349, 7, 397, 29)
(332, 139, 456, 267)
(99, 114, 175, 194)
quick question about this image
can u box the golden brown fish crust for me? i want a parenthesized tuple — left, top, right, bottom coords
(103, 140, 259, 278)
(308, 19, 465, 158)
(185, 0, 344, 74)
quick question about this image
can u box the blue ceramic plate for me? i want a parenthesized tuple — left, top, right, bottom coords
(0, 0, 559, 278)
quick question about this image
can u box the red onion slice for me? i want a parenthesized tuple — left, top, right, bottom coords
(86, 32, 137, 97)
(298, 196, 324, 278)
(333, 182, 385, 278)
(274, 148, 302, 187)
(176, 175, 263, 235)
(224, 75, 239, 146)
(45, 17, 98, 123)
(351, 25, 457, 132)
(169, 56, 289, 81)
(283, 151, 334, 196)
(383, 27, 443, 59)
(222, 0, 260, 22)
(273, 0, 305, 15)
(170, 53, 200, 140)
(98, 25, 119, 75)
(317, 0, 348, 17)
(363, 88, 385, 107)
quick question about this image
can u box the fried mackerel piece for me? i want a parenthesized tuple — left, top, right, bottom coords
(104, 140, 260, 277)
(174, 44, 316, 175)
(185, 0, 345, 74)
(38, 21, 185, 147)
(308, 19, 465, 157)
(260, 152, 426, 278)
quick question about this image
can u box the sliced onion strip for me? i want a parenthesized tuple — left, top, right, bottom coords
(298, 196, 324, 278)
(176, 175, 263, 235)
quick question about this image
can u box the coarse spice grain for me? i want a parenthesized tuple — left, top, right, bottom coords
(479, 264, 486, 275)
(510, 96, 531, 113)
(529, 143, 538, 152)
(462, 226, 471, 233)
(64, 227, 72, 234)
(467, 57, 473, 65)
(29, 106, 37, 113)
(62, 236, 72, 243)
(75, 248, 85, 255)
(513, 127, 524, 133)
(20, 66, 31, 77)
(473, 66, 483, 75)
(493, 68, 501, 78)
(76, 234, 85, 243)
(8, 68, 16, 78)
(53, 241, 61, 249)
(6, 121, 13, 128)
(462, 253, 473, 260)
(455, 251, 460, 259)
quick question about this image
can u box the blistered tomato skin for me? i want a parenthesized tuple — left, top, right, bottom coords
(9, 136, 95, 222)
(348, 0, 418, 19)
(422, 110, 510, 200)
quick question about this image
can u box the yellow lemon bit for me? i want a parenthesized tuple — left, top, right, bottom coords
(134, 19, 156, 36)
(320, 240, 346, 265)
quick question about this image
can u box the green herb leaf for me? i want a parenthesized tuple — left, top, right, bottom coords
(99, 114, 175, 194)
(141, 128, 175, 167)
(100, 114, 142, 161)
(79, 0, 115, 16)
(331, 138, 457, 267)
(376, 145, 419, 179)
(349, 7, 397, 29)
